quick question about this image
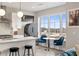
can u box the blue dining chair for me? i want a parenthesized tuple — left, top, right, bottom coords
(37, 35, 47, 44)
(53, 36, 64, 50)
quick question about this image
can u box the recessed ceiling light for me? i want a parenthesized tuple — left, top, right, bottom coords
(31, 3, 44, 8)
(32, 7, 35, 8)
(37, 3, 44, 6)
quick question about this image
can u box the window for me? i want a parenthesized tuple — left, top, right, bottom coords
(40, 16, 48, 35)
(50, 15, 60, 35)
(39, 12, 66, 37)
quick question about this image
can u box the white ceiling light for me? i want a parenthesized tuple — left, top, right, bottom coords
(32, 7, 35, 8)
(0, 8, 5, 16)
(0, 2, 5, 16)
(17, 11, 23, 18)
(17, 1, 23, 18)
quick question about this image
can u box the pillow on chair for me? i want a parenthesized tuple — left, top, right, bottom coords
(63, 48, 77, 56)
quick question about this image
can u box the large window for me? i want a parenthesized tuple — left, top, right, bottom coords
(50, 15, 60, 35)
(40, 12, 66, 37)
(40, 16, 48, 35)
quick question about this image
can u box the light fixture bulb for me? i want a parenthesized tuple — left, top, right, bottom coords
(17, 11, 23, 18)
(70, 19, 73, 23)
(0, 9, 5, 16)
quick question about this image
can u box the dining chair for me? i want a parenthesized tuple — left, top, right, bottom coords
(53, 36, 64, 50)
(37, 34, 47, 45)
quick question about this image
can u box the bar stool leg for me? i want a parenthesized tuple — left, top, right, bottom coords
(15, 52, 17, 56)
(32, 48, 34, 56)
(23, 49, 26, 56)
(9, 52, 11, 56)
(12, 52, 14, 56)
(18, 51, 20, 56)
(28, 49, 30, 56)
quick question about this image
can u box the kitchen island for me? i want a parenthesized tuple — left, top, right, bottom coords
(0, 36, 37, 56)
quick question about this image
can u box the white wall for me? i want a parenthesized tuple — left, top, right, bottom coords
(35, 2, 79, 50)
(66, 2, 79, 49)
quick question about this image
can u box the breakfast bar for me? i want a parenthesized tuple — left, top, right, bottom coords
(0, 36, 37, 56)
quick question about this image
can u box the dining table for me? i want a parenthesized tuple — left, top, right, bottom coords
(44, 35, 66, 51)
(44, 37, 59, 51)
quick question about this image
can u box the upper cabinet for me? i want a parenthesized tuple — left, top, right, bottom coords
(21, 15, 34, 22)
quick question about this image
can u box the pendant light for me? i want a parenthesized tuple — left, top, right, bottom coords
(0, 1, 5, 16)
(17, 1, 23, 18)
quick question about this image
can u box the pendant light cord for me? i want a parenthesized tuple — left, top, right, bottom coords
(0, 0, 2, 8)
(20, 0, 21, 11)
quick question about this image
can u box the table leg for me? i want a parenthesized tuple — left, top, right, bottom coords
(48, 39, 50, 51)
(0, 52, 1, 56)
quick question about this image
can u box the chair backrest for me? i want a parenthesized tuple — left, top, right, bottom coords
(59, 36, 64, 44)
(40, 35, 47, 40)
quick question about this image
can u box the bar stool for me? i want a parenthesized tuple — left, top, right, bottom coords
(9, 47, 20, 56)
(23, 45, 34, 56)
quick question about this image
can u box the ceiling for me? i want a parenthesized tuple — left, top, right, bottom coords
(2, 2, 66, 12)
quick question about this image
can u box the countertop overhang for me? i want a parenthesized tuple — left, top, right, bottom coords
(0, 36, 37, 43)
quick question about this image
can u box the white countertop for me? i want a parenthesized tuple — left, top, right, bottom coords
(0, 36, 37, 43)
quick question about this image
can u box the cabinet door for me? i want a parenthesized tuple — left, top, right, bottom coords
(21, 15, 34, 22)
